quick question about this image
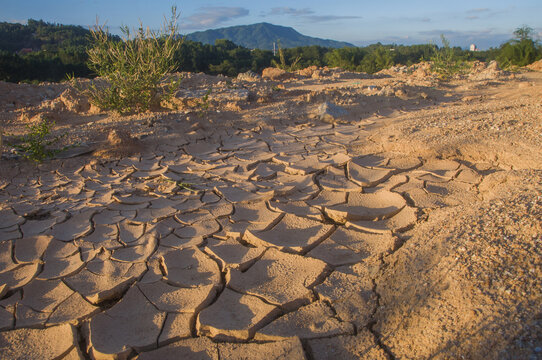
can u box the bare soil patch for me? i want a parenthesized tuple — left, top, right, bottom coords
(0, 63, 540, 359)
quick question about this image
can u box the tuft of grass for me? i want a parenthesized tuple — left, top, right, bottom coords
(430, 35, 468, 81)
(195, 87, 212, 118)
(176, 182, 197, 192)
(4, 118, 68, 162)
(271, 41, 301, 72)
(77, 6, 182, 114)
(161, 178, 197, 192)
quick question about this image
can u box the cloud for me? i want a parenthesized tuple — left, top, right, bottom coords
(465, 7, 506, 19)
(419, 29, 491, 37)
(305, 15, 362, 22)
(269, 7, 314, 16)
(417, 29, 511, 48)
(356, 29, 509, 50)
(467, 8, 491, 13)
(384, 16, 431, 23)
(181, 7, 249, 29)
(7, 19, 27, 25)
(263, 7, 359, 22)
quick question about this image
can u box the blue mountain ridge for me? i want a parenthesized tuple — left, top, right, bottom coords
(185, 22, 354, 50)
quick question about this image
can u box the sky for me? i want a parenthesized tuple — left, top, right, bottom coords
(2, 0, 541, 49)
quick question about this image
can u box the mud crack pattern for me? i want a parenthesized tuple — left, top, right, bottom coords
(0, 122, 485, 359)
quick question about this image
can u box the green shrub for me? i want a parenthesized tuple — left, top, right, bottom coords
(324, 47, 365, 71)
(323, 45, 395, 74)
(430, 35, 468, 80)
(360, 46, 395, 73)
(81, 7, 182, 114)
(497, 26, 541, 68)
(4, 118, 68, 162)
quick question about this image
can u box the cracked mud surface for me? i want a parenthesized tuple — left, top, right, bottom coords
(0, 66, 541, 359)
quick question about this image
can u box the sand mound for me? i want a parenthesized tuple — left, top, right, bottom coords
(527, 59, 542, 71)
(468, 60, 508, 81)
(93, 129, 143, 159)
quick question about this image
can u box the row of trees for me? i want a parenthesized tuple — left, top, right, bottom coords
(0, 20, 94, 82)
(0, 19, 90, 51)
(0, 20, 540, 83)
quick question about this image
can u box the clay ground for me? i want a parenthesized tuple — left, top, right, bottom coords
(0, 63, 540, 359)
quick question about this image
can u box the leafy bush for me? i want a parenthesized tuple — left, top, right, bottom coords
(497, 26, 541, 68)
(324, 45, 395, 74)
(4, 118, 68, 162)
(360, 46, 395, 73)
(82, 7, 182, 114)
(430, 35, 468, 80)
(324, 47, 365, 71)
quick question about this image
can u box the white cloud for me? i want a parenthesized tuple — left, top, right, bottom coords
(268, 7, 315, 16)
(467, 8, 491, 13)
(264, 7, 359, 22)
(381, 16, 431, 23)
(181, 7, 249, 29)
(7, 19, 27, 25)
(305, 15, 361, 22)
(417, 29, 511, 48)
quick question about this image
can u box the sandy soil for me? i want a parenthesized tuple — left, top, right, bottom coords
(0, 62, 540, 359)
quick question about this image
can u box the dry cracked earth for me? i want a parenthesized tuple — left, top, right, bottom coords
(0, 63, 541, 359)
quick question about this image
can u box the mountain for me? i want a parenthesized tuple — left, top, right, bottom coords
(185, 23, 353, 50)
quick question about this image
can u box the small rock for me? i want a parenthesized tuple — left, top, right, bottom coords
(314, 102, 348, 123)
(237, 71, 260, 82)
(296, 65, 319, 78)
(95, 129, 142, 158)
(59, 87, 91, 113)
(107, 129, 137, 147)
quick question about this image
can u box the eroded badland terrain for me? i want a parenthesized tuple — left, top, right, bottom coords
(0, 61, 541, 359)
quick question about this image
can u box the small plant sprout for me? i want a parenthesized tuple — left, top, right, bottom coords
(160, 178, 197, 192)
(195, 87, 213, 118)
(176, 182, 197, 192)
(430, 35, 468, 81)
(5, 118, 69, 162)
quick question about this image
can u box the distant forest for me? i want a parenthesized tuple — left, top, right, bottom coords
(0, 20, 539, 83)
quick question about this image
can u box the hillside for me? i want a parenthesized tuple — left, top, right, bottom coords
(0, 19, 90, 52)
(185, 22, 353, 50)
